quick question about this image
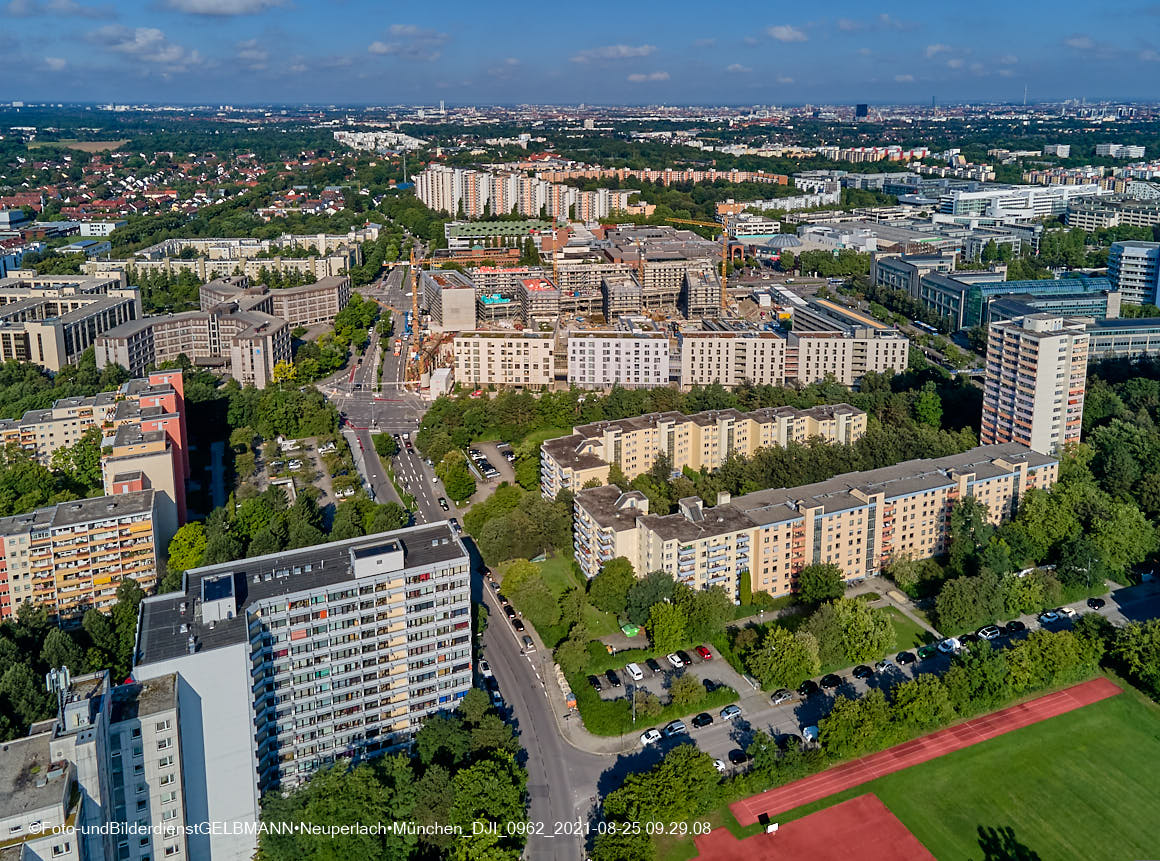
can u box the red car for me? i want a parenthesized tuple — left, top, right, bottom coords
(695, 645, 713, 661)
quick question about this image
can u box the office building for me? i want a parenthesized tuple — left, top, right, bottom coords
(573, 443, 1057, 587)
(541, 404, 866, 500)
(0, 670, 190, 861)
(1107, 241, 1160, 305)
(444, 220, 552, 251)
(937, 184, 1108, 219)
(981, 315, 1089, 455)
(915, 273, 1117, 329)
(1084, 316, 1160, 359)
(1066, 199, 1160, 231)
(870, 253, 956, 298)
(1096, 143, 1146, 159)
(453, 331, 555, 388)
(200, 274, 351, 328)
(420, 270, 477, 332)
(0, 274, 142, 371)
(567, 330, 669, 389)
(855, 103, 869, 118)
(681, 268, 722, 318)
(1044, 144, 1071, 158)
(0, 490, 158, 619)
(133, 523, 472, 861)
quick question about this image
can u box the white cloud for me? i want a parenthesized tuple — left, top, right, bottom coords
(837, 13, 916, 33)
(767, 25, 806, 42)
(969, 61, 985, 73)
(725, 63, 751, 73)
(236, 38, 268, 69)
(693, 38, 716, 48)
(571, 44, 655, 63)
(894, 73, 915, 83)
(946, 58, 964, 69)
(88, 25, 200, 69)
(289, 62, 307, 73)
(367, 25, 448, 61)
(877, 13, 917, 31)
(626, 71, 669, 82)
(836, 17, 862, 31)
(1064, 36, 1095, 50)
(924, 43, 951, 58)
(1142, 49, 1160, 62)
(998, 68, 1015, 77)
(1000, 54, 1019, 65)
(776, 75, 794, 84)
(7, 0, 110, 16)
(165, 0, 283, 14)
(44, 56, 66, 70)
(857, 47, 872, 56)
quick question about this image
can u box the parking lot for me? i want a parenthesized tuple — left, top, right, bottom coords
(589, 644, 754, 705)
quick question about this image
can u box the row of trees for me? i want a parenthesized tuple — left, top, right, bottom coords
(462, 483, 571, 568)
(0, 350, 130, 421)
(258, 688, 528, 861)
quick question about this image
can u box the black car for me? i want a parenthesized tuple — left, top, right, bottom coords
(896, 651, 917, 665)
(1087, 597, 1106, 610)
(676, 650, 694, 666)
(587, 675, 602, 692)
(820, 674, 843, 689)
(438, 497, 449, 511)
(605, 669, 622, 688)
(852, 665, 873, 680)
(727, 749, 752, 766)
(798, 679, 820, 697)
(1006, 620, 1027, 633)
(646, 658, 663, 674)
(503, 605, 517, 619)
(961, 632, 980, 644)
(512, 619, 526, 632)
(702, 679, 720, 693)
(691, 712, 714, 728)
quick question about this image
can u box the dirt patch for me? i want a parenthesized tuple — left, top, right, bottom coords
(28, 139, 129, 152)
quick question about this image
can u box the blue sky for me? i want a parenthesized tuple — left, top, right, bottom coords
(3, 0, 1158, 105)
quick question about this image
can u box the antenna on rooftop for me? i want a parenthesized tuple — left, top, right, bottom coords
(46, 666, 71, 723)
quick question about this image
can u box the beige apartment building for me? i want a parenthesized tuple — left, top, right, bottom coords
(453, 331, 555, 388)
(541, 404, 867, 499)
(573, 443, 1058, 589)
(0, 490, 158, 620)
(981, 314, 1089, 455)
(421, 270, 477, 332)
(679, 329, 910, 389)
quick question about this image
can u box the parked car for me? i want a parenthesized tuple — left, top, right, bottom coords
(713, 759, 728, 774)
(691, 712, 714, 728)
(288, 459, 303, 470)
(852, 665, 874, 679)
(522, 635, 535, 652)
(777, 733, 803, 751)
(702, 679, 721, 693)
(605, 669, 622, 688)
(771, 688, 794, 706)
(1037, 610, 1060, 624)
(961, 632, 980, 644)
(676, 650, 694, 666)
(640, 729, 662, 746)
(503, 605, 517, 620)
(1087, 597, 1106, 610)
(727, 749, 752, 766)
(479, 661, 492, 679)
(666, 653, 685, 669)
(720, 705, 742, 721)
(625, 663, 644, 681)
(798, 679, 820, 697)
(645, 658, 663, 674)
(438, 497, 449, 511)
(897, 651, 917, 665)
(820, 674, 842, 689)
(1057, 606, 1078, 620)
(695, 645, 713, 661)
(801, 725, 820, 745)
(937, 637, 962, 654)
(917, 644, 938, 660)
(587, 675, 602, 692)
(977, 625, 1001, 640)
(1006, 620, 1027, 633)
(663, 719, 687, 738)
(874, 659, 895, 672)
(512, 619, 525, 632)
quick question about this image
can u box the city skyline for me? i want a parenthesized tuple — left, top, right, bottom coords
(3, 0, 1158, 105)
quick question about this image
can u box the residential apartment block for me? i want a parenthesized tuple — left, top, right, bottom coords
(541, 404, 866, 500)
(420, 270, 477, 332)
(133, 523, 473, 861)
(573, 443, 1058, 589)
(1066, 199, 1160, 232)
(1107, 241, 1160, 305)
(567, 331, 670, 389)
(0, 490, 158, 619)
(0, 371, 189, 549)
(981, 314, 1089, 455)
(0, 274, 142, 370)
(0, 670, 190, 861)
(453, 331, 555, 388)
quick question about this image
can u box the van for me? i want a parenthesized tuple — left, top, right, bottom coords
(625, 662, 644, 681)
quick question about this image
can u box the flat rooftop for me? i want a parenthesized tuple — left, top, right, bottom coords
(110, 673, 177, 723)
(136, 521, 467, 666)
(0, 735, 72, 820)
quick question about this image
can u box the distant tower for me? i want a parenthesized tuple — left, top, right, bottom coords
(439, 99, 446, 115)
(931, 95, 936, 109)
(855, 103, 869, 119)
(1024, 85, 1028, 107)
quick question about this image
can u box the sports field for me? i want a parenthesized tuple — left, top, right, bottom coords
(764, 685, 1160, 860)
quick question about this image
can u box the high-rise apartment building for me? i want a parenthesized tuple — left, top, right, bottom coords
(420, 270, 477, 332)
(133, 523, 472, 861)
(1107, 241, 1160, 305)
(453, 331, 555, 388)
(981, 314, 1089, 455)
(566, 331, 670, 389)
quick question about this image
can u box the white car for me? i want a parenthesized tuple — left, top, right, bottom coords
(720, 705, 742, 721)
(713, 759, 728, 774)
(937, 637, 962, 654)
(319, 443, 337, 454)
(801, 725, 820, 744)
(640, 729, 662, 746)
(288, 459, 303, 470)
(336, 487, 355, 498)
(479, 660, 493, 679)
(1057, 606, 1078, 620)
(874, 658, 896, 672)
(666, 653, 684, 669)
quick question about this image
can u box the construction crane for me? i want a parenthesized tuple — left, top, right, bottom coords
(664, 215, 734, 310)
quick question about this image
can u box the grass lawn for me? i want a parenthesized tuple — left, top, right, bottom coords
(658, 682, 1160, 861)
(532, 555, 622, 642)
(882, 606, 934, 651)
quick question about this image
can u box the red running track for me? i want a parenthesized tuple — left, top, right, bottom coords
(695, 794, 935, 861)
(731, 677, 1122, 827)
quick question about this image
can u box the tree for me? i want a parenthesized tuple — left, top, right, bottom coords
(625, 571, 675, 627)
(588, 557, 635, 616)
(936, 570, 1002, 633)
(832, 598, 895, 663)
(414, 714, 471, 769)
(796, 563, 844, 604)
(913, 381, 942, 428)
(746, 626, 821, 689)
(0, 664, 53, 731)
(645, 602, 687, 654)
(437, 451, 477, 504)
(373, 433, 399, 458)
(819, 689, 895, 759)
(603, 745, 719, 824)
(891, 675, 955, 731)
(41, 629, 83, 675)
(500, 559, 559, 627)
(450, 753, 527, 834)
(590, 830, 656, 861)
(676, 584, 733, 642)
(668, 672, 703, 707)
(167, 522, 207, 574)
(270, 360, 298, 386)
(1113, 619, 1160, 698)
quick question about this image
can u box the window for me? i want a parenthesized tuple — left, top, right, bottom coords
(164, 846, 180, 858)
(52, 844, 71, 858)
(158, 756, 174, 769)
(157, 738, 173, 751)
(155, 719, 171, 732)
(137, 800, 148, 812)
(159, 773, 175, 786)
(162, 809, 178, 822)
